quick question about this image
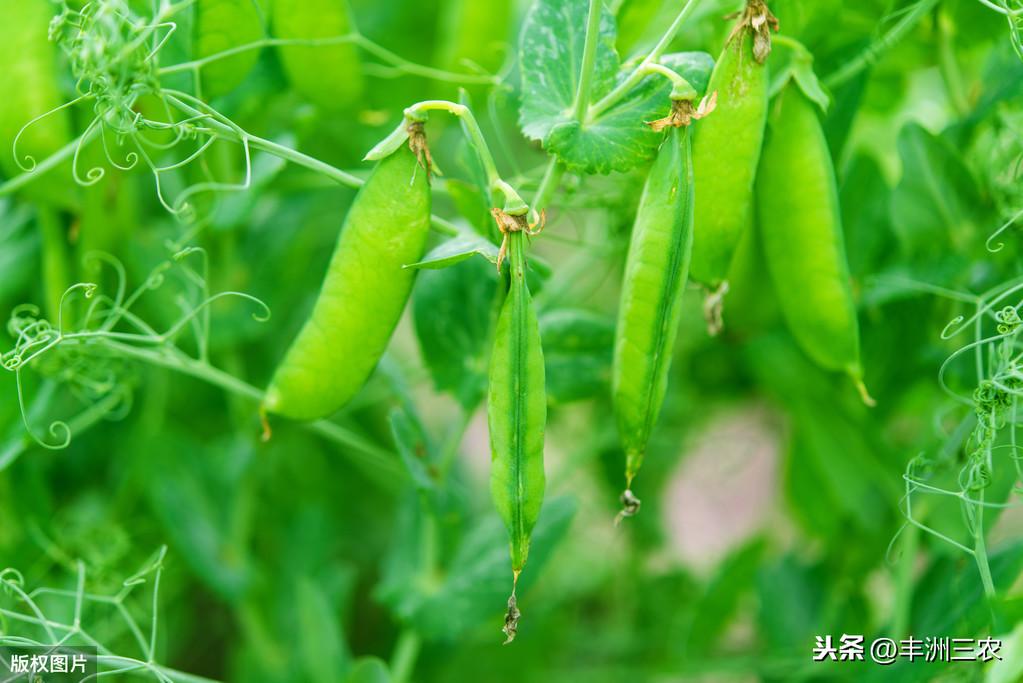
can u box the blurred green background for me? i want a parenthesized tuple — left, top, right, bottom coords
(1, 0, 1022, 681)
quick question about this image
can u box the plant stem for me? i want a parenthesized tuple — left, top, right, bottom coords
(102, 341, 405, 487)
(0, 127, 101, 199)
(972, 489, 997, 601)
(532, 157, 565, 215)
(587, 0, 702, 120)
(407, 100, 527, 213)
(891, 520, 918, 639)
(824, 0, 940, 89)
(159, 35, 498, 85)
(439, 405, 476, 478)
(937, 9, 969, 117)
(163, 94, 460, 235)
(572, 0, 606, 121)
(390, 629, 421, 683)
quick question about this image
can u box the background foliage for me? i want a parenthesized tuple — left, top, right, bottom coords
(0, 0, 1022, 681)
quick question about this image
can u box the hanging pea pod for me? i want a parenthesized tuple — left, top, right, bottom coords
(194, 0, 265, 99)
(755, 80, 873, 405)
(612, 95, 709, 518)
(272, 0, 363, 111)
(689, 0, 777, 333)
(0, 0, 77, 209)
(263, 125, 432, 422)
(487, 210, 546, 644)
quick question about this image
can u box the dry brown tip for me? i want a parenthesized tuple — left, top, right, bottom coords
(727, 0, 779, 64)
(406, 121, 438, 181)
(703, 281, 730, 337)
(502, 578, 521, 644)
(259, 407, 272, 443)
(614, 488, 642, 526)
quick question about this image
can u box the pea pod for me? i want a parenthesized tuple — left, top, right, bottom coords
(488, 223, 546, 644)
(689, 0, 776, 324)
(612, 123, 695, 514)
(0, 0, 76, 208)
(755, 82, 872, 404)
(263, 141, 431, 420)
(272, 0, 363, 111)
(195, 0, 265, 98)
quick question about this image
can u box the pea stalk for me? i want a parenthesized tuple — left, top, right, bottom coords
(367, 99, 530, 216)
(160, 35, 500, 86)
(587, 0, 703, 120)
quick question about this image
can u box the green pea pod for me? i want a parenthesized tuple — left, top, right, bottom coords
(612, 124, 694, 512)
(264, 144, 431, 420)
(272, 0, 363, 111)
(756, 82, 873, 405)
(435, 0, 512, 75)
(488, 228, 546, 644)
(689, 1, 774, 308)
(0, 0, 76, 209)
(195, 0, 265, 99)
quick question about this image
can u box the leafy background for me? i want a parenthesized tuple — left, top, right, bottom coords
(0, 0, 1021, 681)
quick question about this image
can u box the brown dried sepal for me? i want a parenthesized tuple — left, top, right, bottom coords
(646, 92, 718, 132)
(614, 488, 642, 526)
(703, 281, 730, 337)
(726, 0, 779, 64)
(490, 207, 546, 274)
(502, 592, 521, 645)
(407, 120, 438, 180)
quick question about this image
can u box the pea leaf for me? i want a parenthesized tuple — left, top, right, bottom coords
(539, 308, 615, 404)
(889, 123, 983, 256)
(518, 0, 618, 142)
(413, 256, 497, 409)
(297, 578, 351, 683)
(404, 232, 500, 269)
(519, 0, 713, 174)
(346, 659, 392, 683)
(389, 407, 439, 491)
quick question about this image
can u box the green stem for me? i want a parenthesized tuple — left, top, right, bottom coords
(406, 100, 528, 213)
(587, 0, 702, 119)
(572, 0, 606, 121)
(824, 0, 940, 89)
(937, 9, 969, 117)
(101, 341, 405, 487)
(532, 158, 565, 215)
(972, 490, 997, 602)
(159, 35, 499, 85)
(439, 405, 476, 478)
(390, 629, 422, 683)
(637, 63, 694, 97)
(0, 385, 121, 473)
(891, 520, 919, 639)
(163, 94, 459, 235)
(0, 127, 101, 198)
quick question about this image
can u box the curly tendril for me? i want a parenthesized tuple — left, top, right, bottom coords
(2, 250, 270, 454)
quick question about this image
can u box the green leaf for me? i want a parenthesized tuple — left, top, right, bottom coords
(412, 256, 497, 409)
(389, 407, 438, 491)
(404, 233, 500, 269)
(297, 578, 351, 683)
(345, 658, 392, 683)
(769, 40, 830, 112)
(518, 0, 618, 142)
(840, 152, 895, 277)
(539, 308, 615, 404)
(889, 123, 982, 256)
(684, 539, 765, 655)
(518, 0, 713, 174)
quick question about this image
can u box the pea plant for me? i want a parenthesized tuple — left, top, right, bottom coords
(0, 0, 1022, 680)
